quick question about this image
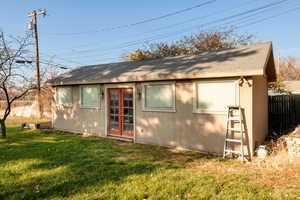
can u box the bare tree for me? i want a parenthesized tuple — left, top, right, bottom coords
(277, 56, 300, 81)
(0, 31, 35, 138)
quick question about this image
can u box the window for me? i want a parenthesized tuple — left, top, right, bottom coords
(80, 85, 100, 108)
(57, 87, 72, 105)
(143, 83, 175, 111)
(194, 81, 236, 113)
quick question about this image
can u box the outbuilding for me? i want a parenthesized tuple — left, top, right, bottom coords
(48, 42, 276, 157)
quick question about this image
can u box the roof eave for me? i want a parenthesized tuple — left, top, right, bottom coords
(261, 42, 276, 82)
(48, 71, 262, 86)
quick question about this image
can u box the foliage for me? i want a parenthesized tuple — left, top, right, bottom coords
(268, 56, 300, 94)
(0, 31, 35, 137)
(277, 56, 300, 81)
(0, 124, 299, 200)
(268, 76, 291, 95)
(125, 29, 253, 61)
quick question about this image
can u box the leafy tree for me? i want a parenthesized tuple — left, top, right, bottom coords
(0, 31, 35, 138)
(125, 29, 253, 61)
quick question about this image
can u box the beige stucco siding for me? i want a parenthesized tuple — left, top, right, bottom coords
(135, 79, 254, 155)
(52, 86, 105, 135)
(252, 75, 268, 148)
(52, 77, 258, 156)
(238, 78, 254, 156)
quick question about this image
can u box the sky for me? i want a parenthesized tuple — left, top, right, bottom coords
(0, 0, 300, 70)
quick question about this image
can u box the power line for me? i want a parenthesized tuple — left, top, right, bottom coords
(237, 5, 300, 29)
(60, 0, 289, 60)
(40, 52, 84, 65)
(58, 0, 291, 57)
(48, 0, 260, 52)
(78, 3, 300, 65)
(26, 48, 84, 66)
(40, 60, 69, 69)
(47, 0, 216, 36)
(21, 55, 71, 69)
(43, 0, 298, 66)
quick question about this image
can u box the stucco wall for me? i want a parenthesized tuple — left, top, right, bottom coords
(252, 75, 268, 148)
(53, 77, 257, 156)
(53, 86, 105, 135)
(238, 78, 254, 156)
(135, 78, 254, 155)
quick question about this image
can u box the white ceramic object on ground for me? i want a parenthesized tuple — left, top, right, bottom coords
(255, 145, 268, 158)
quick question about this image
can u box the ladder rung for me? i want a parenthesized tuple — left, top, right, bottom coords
(227, 128, 242, 132)
(225, 138, 242, 143)
(224, 149, 242, 154)
(228, 117, 241, 121)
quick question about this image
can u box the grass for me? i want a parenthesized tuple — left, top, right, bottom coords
(0, 123, 299, 199)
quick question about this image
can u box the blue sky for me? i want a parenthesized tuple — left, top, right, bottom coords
(1, 0, 300, 69)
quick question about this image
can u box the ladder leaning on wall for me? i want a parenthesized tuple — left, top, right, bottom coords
(223, 105, 250, 161)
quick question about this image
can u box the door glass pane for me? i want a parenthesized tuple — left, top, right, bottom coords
(124, 92, 132, 99)
(111, 91, 118, 99)
(122, 89, 133, 134)
(114, 108, 119, 114)
(124, 100, 129, 107)
(114, 115, 119, 122)
(111, 100, 117, 106)
(124, 108, 128, 115)
(111, 122, 119, 130)
(124, 116, 129, 123)
(129, 101, 133, 107)
(128, 109, 133, 115)
(124, 124, 133, 132)
(109, 90, 120, 132)
(129, 116, 133, 123)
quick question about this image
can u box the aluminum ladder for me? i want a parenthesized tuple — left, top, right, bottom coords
(223, 105, 246, 161)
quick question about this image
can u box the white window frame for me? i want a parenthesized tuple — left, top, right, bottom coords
(56, 86, 73, 106)
(142, 81, 176, 112)
(193, 80, 238, 114)
(79, 85, 101, 109)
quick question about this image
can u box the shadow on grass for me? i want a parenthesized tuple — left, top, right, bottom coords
(0, 127, 210, 199)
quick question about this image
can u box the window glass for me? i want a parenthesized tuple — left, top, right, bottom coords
(81, 86, 99, 107)
(57, 87, 72, 105)
(196, 81, 235, 112)
(144, 84, 173, 109)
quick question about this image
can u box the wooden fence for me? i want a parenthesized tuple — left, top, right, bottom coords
(268, 95, 300, 134)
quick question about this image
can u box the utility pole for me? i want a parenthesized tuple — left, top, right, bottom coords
(28, 9, 46, 118)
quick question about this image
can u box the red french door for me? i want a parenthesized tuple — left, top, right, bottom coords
(108, 88, 134, 137)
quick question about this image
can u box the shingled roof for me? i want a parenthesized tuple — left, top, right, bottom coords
(48, 41, 276, 86)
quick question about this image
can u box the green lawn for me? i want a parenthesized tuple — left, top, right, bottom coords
(0, 125, 299, 200)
